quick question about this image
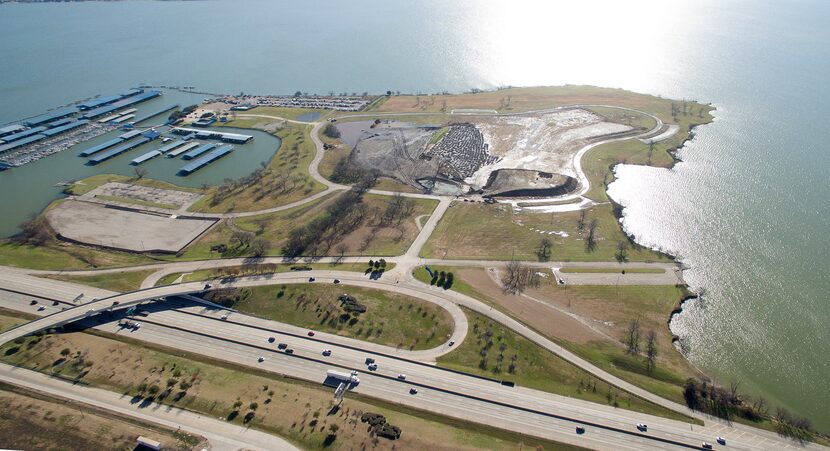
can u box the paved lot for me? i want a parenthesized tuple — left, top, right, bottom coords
(45, 200, 216, 253)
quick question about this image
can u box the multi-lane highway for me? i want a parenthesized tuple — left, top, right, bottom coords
(0, 279, 820, 451)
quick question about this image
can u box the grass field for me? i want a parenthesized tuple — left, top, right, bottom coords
(0, 323, 582, 450)
(190, 123, 327, 213)
(229, 284, 453, 350)
(438, 308, 693, 422)
(413, 266, 701, 411)
(422, 202, 668, 262)
(42, 269, 156, 292)
(183, 192, 436, 260)
(0, 239, 159, 271)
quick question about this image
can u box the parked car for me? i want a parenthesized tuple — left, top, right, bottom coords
(204, 283, 212, 289)
(576, 426, 585, 435)
(448, 340, 455, 346)
(409, 387, 418, 395)
(308, 277, 315, 282)
(37, 305, 46, 311)
(368, 363, 378, 371)
(136, 310, 150, 317)
(397, 374, 406, 380)
(322, 349, 332, 356)
(636, 423, 648, 432)
(307, 331, 315, 337)
(30, 300, 38, 305)
(220, 314, 228, 320)
(52, 301, 60, 306)
(702, 443, 713, 450)
(716, 437, 726, 445)
(258, 356, 265, 362)
(285, 348, 294, 354)
(333, 279, 341, 284)
(268, 337, 276, 343)
(278, 343, 288, 350)
(365, 357, 375, 364)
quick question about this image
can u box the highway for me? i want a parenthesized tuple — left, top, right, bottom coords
(0, 283, 820, 450)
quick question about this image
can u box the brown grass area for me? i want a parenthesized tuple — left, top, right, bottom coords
(0, 384, 200, 450)
(376, 85, 710, 123)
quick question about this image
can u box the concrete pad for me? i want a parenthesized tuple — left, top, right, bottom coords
(46, 200, 216, 253)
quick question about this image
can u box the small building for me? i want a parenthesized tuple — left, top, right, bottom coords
(135, 436, 161, 450)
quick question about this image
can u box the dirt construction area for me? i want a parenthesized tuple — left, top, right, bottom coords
(45, 200, 216, 253)
(85, 182, 203, 210)
(466, 108, 632, 187)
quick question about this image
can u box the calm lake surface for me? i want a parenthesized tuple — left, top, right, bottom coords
(0, 0, 828, 431)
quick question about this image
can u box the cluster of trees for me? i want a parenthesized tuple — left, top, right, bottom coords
(330, 155, 378, 185)
(16, 217, 52, 245)
(226, 229, 271, 257)
(209, 166, 268, 206)
(203, 287, 252, 308)
(472, 321, 518, 375)
(501, 261, 539, 294)
(536, 237, 552, 262)
(167, 104, 197, 123)
(282, 187, 369, 258)
(623, 319, 659, 374)
(323, 123, 340, 139)
(429, 270, 454, 289)
(379, 194, 416, 226)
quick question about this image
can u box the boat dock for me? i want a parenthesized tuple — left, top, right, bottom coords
(155, 140, 187, 154)
(172, 127, 253, 144)
(112, 114, 135, 124)
(88, 137, 151, 165)
(182, 143, 216, 160)
(79, 138, 124, 157)
(131, 150, 162, 165)
(178, 145, 234, 175)
(82, 90, 162, 120)
(166, 141, 200, 158)
(133, 104, 179, 124)
(41, 120, 89, 137)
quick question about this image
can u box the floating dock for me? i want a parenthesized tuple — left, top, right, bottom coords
(118, 129, 144, 140)
(46, 118, 74, 129)
(166, 141, 200, 158)
(181, 143, 216, 160)
(88, 137, 150, 165)
(41, 119, 88, 137)
(1, 126, 48, 143)
(0, 124, 26, 138)
(133, 104, 179, 124)
(98, 114, 123, 123)
(79, 138, 124, 157)
(131, 150, 162, 165)
(0, 134, 46, 153)
(82, 90, 162, 119)
(21, 107, 79, 127)
(155, 140, 187, 154)
(112, 114, 135, 124)
(178, 145, 234, 175)
(172, 127, 253, 144)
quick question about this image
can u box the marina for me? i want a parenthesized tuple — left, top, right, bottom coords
(178, 144, 234, 175)
(112, 114, 135, 124)
(81, 90, 162, 119)
(79, 138, 124, 157)
(155, 140, 187, 154)
(133, 103, 179, 124)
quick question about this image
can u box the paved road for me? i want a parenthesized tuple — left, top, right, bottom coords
(0, 363, 297, 451)
(0, 292, 814, 451)
(2, 271, 824, 451)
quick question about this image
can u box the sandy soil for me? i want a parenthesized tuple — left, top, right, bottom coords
(467, 109, 631, 187)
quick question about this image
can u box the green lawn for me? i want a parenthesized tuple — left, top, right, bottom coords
(229, 284, 454, 350)
(438, 308, 694, 423)
(42, 269, 156, 292)
(422, 201, 669, 262)
(0, 240, 158, 271)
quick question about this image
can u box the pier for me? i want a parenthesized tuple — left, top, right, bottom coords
(178, 145, 234, 175)
(166, 141, 200, 158)
(171, 127, 253, 144)
(133, 104, 179, 124)
(131, 150, 162, 165)
(181, 143, 216, 160)
(88, 137, 151, 165)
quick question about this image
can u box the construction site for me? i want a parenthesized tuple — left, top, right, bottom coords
(345, 108, 636, 197)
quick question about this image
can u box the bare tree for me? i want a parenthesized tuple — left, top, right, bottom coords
(501, 261, 539, 294)
(230, 230, 254, 249)
(585, 219, 598, 252)
(133, 166, 148, 180)
(536, 238, 552, 262)
(249, 238, 270, 257)
(577, 210, 586, 234)
(624, 319, 641, 355)
(615, 241, 628, 263)
(334, 243, 348, 263)
(645, 329, 657, 373)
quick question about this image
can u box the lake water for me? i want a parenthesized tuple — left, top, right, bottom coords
(1, 0, 828, 431)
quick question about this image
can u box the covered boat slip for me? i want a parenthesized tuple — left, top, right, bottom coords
(166, 141, 201, 157)
(178, 145, 234, 175)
